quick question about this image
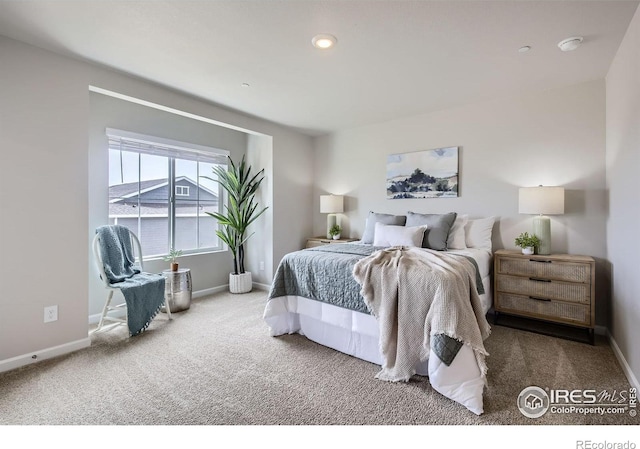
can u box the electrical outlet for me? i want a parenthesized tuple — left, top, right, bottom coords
(44, 305, 58, 323)
(259, 261, 265, 271)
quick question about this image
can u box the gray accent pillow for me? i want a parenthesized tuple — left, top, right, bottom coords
(405, 211, 457, 250)
(361, 212, 407, 244)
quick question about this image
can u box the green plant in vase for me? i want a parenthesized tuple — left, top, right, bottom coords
(163, 247, 183, 271)
(329, 224, 342, 240)
(515, 232, 540, 255)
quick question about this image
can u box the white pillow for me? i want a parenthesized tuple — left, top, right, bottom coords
(465, 216, 496, 250)
(373, 223, 427, 247)
(361, 212, 407, 244)
(447, 214, 468, 250)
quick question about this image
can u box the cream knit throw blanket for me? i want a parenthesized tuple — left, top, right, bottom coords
(353, 246, 491, 383)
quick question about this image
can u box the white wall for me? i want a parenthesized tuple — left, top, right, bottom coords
(314, 80, 608, 324)
(0, 36, 314, 370)
(606, 6, 640, 387)
(245, 133, 274, 286)
(0, 36, 91, 365)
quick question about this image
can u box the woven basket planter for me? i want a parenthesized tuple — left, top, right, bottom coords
(229, 272, 253, 294)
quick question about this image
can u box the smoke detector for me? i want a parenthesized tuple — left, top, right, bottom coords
(558, 36, 583, 52)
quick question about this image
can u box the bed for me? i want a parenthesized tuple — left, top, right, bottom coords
(263, 213, 495, 415)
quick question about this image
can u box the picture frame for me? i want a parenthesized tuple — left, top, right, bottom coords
(386, 146, 459, 199)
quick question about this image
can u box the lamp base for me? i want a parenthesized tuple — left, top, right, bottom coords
(326, 214, 337, 239)
(533, 215, 551, 255)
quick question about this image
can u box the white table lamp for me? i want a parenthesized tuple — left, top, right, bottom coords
(320, 194, 344, 238)
(519, 186, 564, 255)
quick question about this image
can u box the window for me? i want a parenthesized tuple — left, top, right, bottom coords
(107, 128, 229, 259)
(175, 186, 190, 196)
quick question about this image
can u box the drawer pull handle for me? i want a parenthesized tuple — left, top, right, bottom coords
(529, 296, 552, 302)
(529, 277, 551, 283)
(530, 259, 552, 263)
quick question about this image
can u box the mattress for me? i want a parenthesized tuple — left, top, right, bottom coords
(449, 247, 493, 279)
(264, 244, 493, 415)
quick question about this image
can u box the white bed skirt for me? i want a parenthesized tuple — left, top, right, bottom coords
(263, 275, 492, 415)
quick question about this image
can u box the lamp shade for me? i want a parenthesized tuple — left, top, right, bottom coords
(519, 186, 564, 215)
(320, 195, 344, 214)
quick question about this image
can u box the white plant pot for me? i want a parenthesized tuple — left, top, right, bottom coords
(332, 234, 341, 240)
(521, 247, 535, 255)
(229, 272, 252, 294)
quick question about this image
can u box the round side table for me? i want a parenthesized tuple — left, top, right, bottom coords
(162, 268, 192, 313)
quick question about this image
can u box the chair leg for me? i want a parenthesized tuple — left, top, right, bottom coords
(90, 290, 114, 335)
(90, 290, 127, 335)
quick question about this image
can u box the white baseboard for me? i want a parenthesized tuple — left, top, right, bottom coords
(607, 330, 639, 390)
(192, 284, 230, 299)
(0, 338, 91, 374)
(88, 309, 126, 325)
(197, 282, 269, 293)
(252, 282, 270, 292)
(194, 282, 269, 296)
(88, 285, 232, 324)
(196, 282, 269, 294)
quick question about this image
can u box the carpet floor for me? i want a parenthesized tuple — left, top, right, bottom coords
(0, 290, 636, 426)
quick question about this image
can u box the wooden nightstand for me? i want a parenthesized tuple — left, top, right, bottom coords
(306, 237, 359, 249)
(493, 249, 596, 344)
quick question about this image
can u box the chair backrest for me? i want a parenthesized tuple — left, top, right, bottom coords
(92, 227, 144, 287)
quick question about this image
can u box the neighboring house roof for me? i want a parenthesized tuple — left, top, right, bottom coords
(109, 176, 219, 219)
(109, 178, 168, 201)
(109, 203, 218, 217)
(109, 176, 218, 203)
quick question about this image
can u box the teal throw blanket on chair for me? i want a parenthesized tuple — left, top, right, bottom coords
(96, 225, 166, 336)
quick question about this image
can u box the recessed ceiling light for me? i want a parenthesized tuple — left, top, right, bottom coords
(518, 46, 531, 53)
(558, 36, 583, 52)
(312, 34, 337, 49)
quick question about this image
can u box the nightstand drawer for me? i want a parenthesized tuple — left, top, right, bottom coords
(496, 256, 591, 283)
(496, 292, 591, 326)
(496, 274, 590, 305)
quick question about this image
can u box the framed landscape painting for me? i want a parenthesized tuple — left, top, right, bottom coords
(386, 146, 459, 199)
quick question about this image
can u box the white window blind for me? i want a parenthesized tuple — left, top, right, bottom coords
(106, 128, 229, 163)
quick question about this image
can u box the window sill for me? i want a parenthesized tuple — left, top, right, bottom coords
(144, 248, 227, 263)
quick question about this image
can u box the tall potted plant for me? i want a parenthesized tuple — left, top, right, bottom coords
(203, 155, 268, 293)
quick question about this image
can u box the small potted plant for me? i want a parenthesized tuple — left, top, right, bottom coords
(329, 224, 342, 240)
(514, 232, 540, 255)
(164, 247, 183, 271)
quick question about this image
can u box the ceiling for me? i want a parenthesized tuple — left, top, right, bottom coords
(0, 1, 638, 136)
